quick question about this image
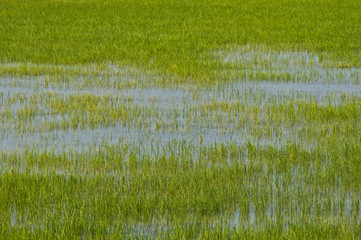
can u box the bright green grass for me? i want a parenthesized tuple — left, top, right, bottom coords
(1, 0, 361, 81)
(1, 0, 361, 239)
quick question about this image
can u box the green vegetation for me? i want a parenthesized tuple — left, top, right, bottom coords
(1, 0, 361, 239)
(1, 0, 361, 81)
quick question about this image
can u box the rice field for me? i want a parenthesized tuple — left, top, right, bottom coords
(1, 0, 361, 239)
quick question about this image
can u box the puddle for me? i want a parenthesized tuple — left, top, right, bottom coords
(216, 47, 361, 84)
(0, 123, 292, 155)
(1, 58, 361, 156)
(1, 73, 361, 154)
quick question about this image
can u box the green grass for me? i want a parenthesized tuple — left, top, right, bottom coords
(1, 0, 361, 82)
(1, 0, 361, 239)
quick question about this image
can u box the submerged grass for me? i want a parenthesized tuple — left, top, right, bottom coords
(1, 59, 361, 238)
(1, 0, 361, 239)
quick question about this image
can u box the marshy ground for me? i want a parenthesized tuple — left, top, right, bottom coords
(1, 48, 361, 238)
(1, 1, 361, 238)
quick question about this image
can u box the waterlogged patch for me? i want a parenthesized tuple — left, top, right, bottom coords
(1, 61, 361, 154)
(214, 45, 361, 83)
(1, 60, 361, 237)
(0, 62, 162, 89)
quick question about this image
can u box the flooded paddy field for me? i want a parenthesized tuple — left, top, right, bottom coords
(1, 48, 361, 238)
